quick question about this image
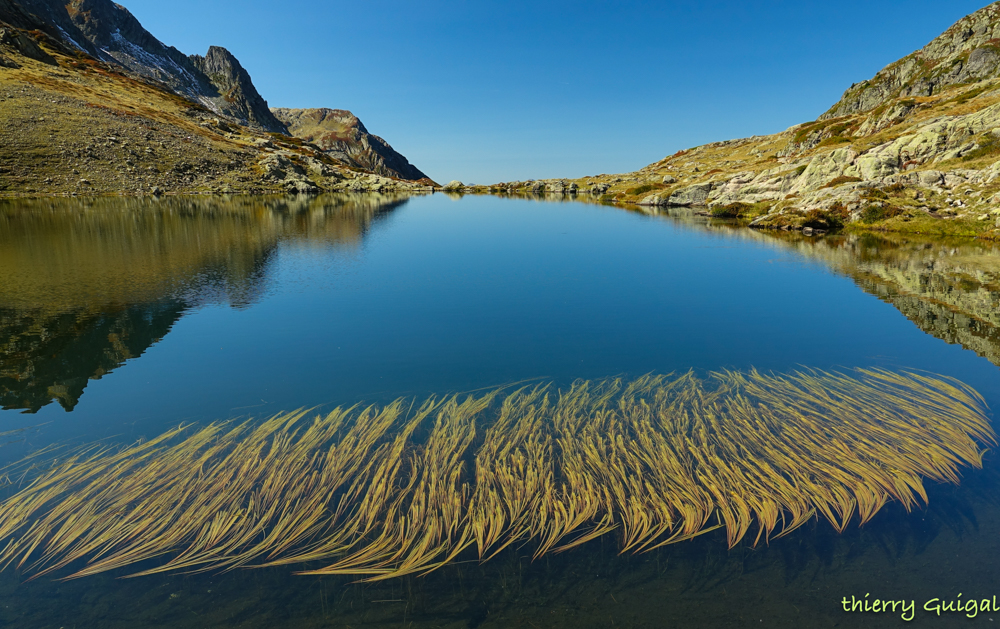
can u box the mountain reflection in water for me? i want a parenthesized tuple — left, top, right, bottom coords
(765, 232, 1000, 366)
(655, 209, 1000, 370)
(3, 196, 999, 415)
(0, 194, 408, 413)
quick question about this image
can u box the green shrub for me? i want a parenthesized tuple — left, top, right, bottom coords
(626, 183, 665, 196)
(827, 123, 852, 136)
(711, 202, 771, 219)
(862, 189, 889, 201)
(802, 206, 848, 230)
(817, 136, 852, 148)
(859, 204, 904, 223)
(822, 176, 862, 189)
(962, 133, 1000, 162)
(792, 117, 853, 144)
(793, 122, 823, 144)
(711, 203, 750, 218)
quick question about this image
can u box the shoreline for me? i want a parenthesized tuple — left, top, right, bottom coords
(3, 187, 999, 243)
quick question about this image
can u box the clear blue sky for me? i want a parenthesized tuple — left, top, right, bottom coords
(123, 0, 989, 184)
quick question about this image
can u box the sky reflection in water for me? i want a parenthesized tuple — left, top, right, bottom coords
(0, 193, 996, 446)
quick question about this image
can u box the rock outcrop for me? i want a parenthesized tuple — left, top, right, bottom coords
(1, 0, 287, 133)
(486, 2, 1000, 239)
(189, 46, 286, 134)
(824, 2, 1000, 118)
(271, 108, 429, 182)
(0, 24, 54, 64)
(0, 0, 433, 194)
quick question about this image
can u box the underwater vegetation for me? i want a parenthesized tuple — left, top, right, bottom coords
(0, 369, 992, 582)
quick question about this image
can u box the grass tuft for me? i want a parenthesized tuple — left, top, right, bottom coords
(0, 369, 991, 580)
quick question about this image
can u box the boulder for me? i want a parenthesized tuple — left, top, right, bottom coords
(287, 179, 319, 194)
(661, 175, 678, 184)
(917, 170, 944, 186)
(943, 173, 967, 188)
(667, 182, 713, 206)
(638, 194, 669, 207)
(442, 180, 464, 191)
(959, 47, 1000, 82)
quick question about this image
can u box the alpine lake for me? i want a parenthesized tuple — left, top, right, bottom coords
(0, 192, 998, 629)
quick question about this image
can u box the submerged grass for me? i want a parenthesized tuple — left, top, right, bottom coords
(0, 369, 992, 581)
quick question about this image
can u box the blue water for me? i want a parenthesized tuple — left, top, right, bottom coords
(2, 194, 996, 444)
(0, 193, 998, 628)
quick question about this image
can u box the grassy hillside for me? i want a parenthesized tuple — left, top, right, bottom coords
(0, 28, 433, 196)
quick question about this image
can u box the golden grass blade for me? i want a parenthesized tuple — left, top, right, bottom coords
(0, 368, 990, 580)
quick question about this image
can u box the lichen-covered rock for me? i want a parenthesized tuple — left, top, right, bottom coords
(667, 182, 714, 206)
(638, 194, 668, 206)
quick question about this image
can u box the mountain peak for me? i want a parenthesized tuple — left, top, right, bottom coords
(824, 1, 1000, 118)
(2, 0, 286, 132)
(271, 107, 429, 181)
(189, 46, 286, 134)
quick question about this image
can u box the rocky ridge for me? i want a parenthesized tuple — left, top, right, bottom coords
(272, 108, 431, 182)
(824, 3, 1000, 119)
(0, 0, 434, 195)
(3, 0, 287, 133)
(481, 2, 1000, 240)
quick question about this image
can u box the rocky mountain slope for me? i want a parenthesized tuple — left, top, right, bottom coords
(272, 108, 430, 182)
(4, 0, 286, 133)
(823, 3, 1000, 119)
(479, 2, 1000, 240)
(0, 0, 434, 195)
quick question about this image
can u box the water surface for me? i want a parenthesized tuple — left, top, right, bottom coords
(0, 194, 997, 628)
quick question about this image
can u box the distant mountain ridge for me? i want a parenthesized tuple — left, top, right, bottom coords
(271, 108, 430, 182)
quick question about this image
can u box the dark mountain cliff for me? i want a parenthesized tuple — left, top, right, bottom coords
(190, 46, 285, 133)
(0, 0, 287, 133)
